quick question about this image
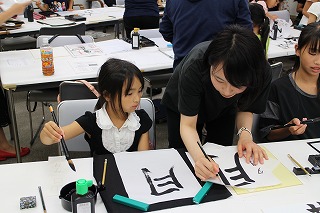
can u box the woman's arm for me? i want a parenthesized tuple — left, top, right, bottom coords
(68, 0, 74, 11)
(0, 1, 31, 24)
(267, 118, 307, 141)
(236, 111, 268, 165)
(180, 114, 219, 181)
(302, 1, 313, 18)
(35, 0, 49, 11)
(40, 121, 84, 145)
(137, 131, 151, 151)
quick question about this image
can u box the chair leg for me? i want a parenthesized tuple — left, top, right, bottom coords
(149, 85, 153, 100)
(27, 92, 34, 141)
(30, 102, 46, 146)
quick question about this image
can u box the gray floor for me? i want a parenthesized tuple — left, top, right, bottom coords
(0, 27, 169, 165)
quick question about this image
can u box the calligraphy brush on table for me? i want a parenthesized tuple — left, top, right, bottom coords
(48, 103, 76, 172)
(271, 117, 320, 130)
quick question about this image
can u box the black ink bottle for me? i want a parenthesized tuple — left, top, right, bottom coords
(71, 179, 95, 213)
(271, 21, 278, 40)
(26, 4, 34, 22)
(132, 28, 140, 49)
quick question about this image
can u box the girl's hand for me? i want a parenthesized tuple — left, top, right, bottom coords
(194, 156, 219, 181)
(288, 118, 307, 135)
(237, 137, 268, 165)
(42, 121, 65, 144)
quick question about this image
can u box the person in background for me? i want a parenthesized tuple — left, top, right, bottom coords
(249, 3, 270, 56)
(299, 0, 319, 25)
(307, 2, 320, 24)
(40, 58, 152, 155)
(123, 0, 161, 39)
(162, 25, 271, 180)
(293, 0, 306, 26)
(160, 0, 252, 70)
(0, 1, 31, 161)
(36, 0, 74, 12)
(256, 0, 283, 20)
(259, 22, 320, 141)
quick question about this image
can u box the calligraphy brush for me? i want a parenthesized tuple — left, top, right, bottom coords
(271, 117, 320, 130)
(48, 103, 76, 172)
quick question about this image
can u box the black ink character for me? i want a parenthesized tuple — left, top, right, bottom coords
(141, 167, 183, 196)
(306, 202, 320, 213)
(220, 153, 255, 187)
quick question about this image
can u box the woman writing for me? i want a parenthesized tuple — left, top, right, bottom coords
(162, 25, 271, 180)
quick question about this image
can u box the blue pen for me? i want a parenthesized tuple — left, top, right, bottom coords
(193, 181, 214, 204)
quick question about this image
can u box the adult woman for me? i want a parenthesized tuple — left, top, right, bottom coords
(162, 25, 271, 180)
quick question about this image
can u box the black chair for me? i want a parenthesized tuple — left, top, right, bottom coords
(270, 62, 283, 82)
(39, 23, 86, 35)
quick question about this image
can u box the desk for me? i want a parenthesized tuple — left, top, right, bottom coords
(0, 7, 125, 39)
(0, 39, 173, 162)
(0, 139, 319, 212)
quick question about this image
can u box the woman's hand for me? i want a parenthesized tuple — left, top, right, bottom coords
(41, 121, 65, 145)
(194, 156, 219, 181)
(288, 118, 307, 135)
(237, 134, 268, 165)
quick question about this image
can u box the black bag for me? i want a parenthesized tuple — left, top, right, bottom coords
(152, 99, 167, 123)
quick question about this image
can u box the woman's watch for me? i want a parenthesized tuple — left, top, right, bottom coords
(237, 127, 252, 137)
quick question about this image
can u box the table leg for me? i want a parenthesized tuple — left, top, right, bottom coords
(6, 89, 21, 163)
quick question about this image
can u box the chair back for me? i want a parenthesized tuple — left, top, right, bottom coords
(59, 81, 99, 101)
(251, 113, 265, 143)
(37, 35, 94, 48)
(116, 0, 125, 5)
(271, 62, 283, 82)
(137, 98, 156, 149)
(39, 23, 86, 35)
(269, 10, 290, 22)
(57, 99, 98, 152)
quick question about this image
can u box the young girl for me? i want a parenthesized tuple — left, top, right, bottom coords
(40, 58, 152, 154)
(259, 22, 320, 141)
(249, 3, 270, 56)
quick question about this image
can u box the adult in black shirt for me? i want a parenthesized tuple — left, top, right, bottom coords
(162, 25, 272, 180)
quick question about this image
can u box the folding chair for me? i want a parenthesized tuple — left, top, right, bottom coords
(270, 62, 283, 82)
(138, 98, 156, 149)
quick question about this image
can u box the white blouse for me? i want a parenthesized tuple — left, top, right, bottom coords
(96, 104, 141, 153)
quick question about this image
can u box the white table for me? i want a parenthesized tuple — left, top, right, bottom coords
(0, 139, 319, 212)
(0, 7, 125, 39)
(0, 39, 173, 162)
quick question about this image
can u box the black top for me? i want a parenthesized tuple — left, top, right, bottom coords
(124, 0, 159, 17)
(259, 74, 320, 141)
(76, 109, 152, 154)
(0, 90, 10, 127)
(162, 41, 271, 125)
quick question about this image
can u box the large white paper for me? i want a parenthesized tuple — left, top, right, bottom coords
(187, 144, 281, 189)
(114, 149, 201, 204)
(65, 43, 104, 57)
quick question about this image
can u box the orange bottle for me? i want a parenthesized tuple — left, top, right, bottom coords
(40, 38, 54, 76)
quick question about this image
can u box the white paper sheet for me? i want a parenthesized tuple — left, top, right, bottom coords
(187, 144, 281, 189)
(65, 43, 104, 57)
(114, 149, 201, 204)
(95, 39, 132, 55)
(37, 17, 75, 26)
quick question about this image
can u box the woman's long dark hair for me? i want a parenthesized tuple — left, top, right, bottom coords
(249, 3, 270, 55)
(95, 58, 144, 118)
(204, 25, 271, 110)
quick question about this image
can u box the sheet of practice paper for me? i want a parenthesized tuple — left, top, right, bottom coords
(95, 39, 132, 55)
(114, 149, 201, 204)
(187, 145, 281, 189)
(262, 201, 320, 213)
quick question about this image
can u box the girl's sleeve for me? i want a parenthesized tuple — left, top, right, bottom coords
(137, 109, 152, 133)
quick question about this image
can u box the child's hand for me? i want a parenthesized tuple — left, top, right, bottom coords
(42, 121, 65, 144)
(288, 118, 307, 135)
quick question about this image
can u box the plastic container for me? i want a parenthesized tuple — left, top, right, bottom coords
(40, 38, 54, 76)
(71, 179, 95, 213)
(27, 4, 34, 22)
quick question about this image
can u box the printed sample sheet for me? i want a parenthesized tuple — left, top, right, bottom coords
(114, 149, 201, 204)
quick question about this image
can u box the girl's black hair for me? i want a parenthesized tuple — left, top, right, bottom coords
(204, 25, 271, 110)
(292, 22, 320, 92)
(95, 58, 144, 118)
(249, 3, 270, 55)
